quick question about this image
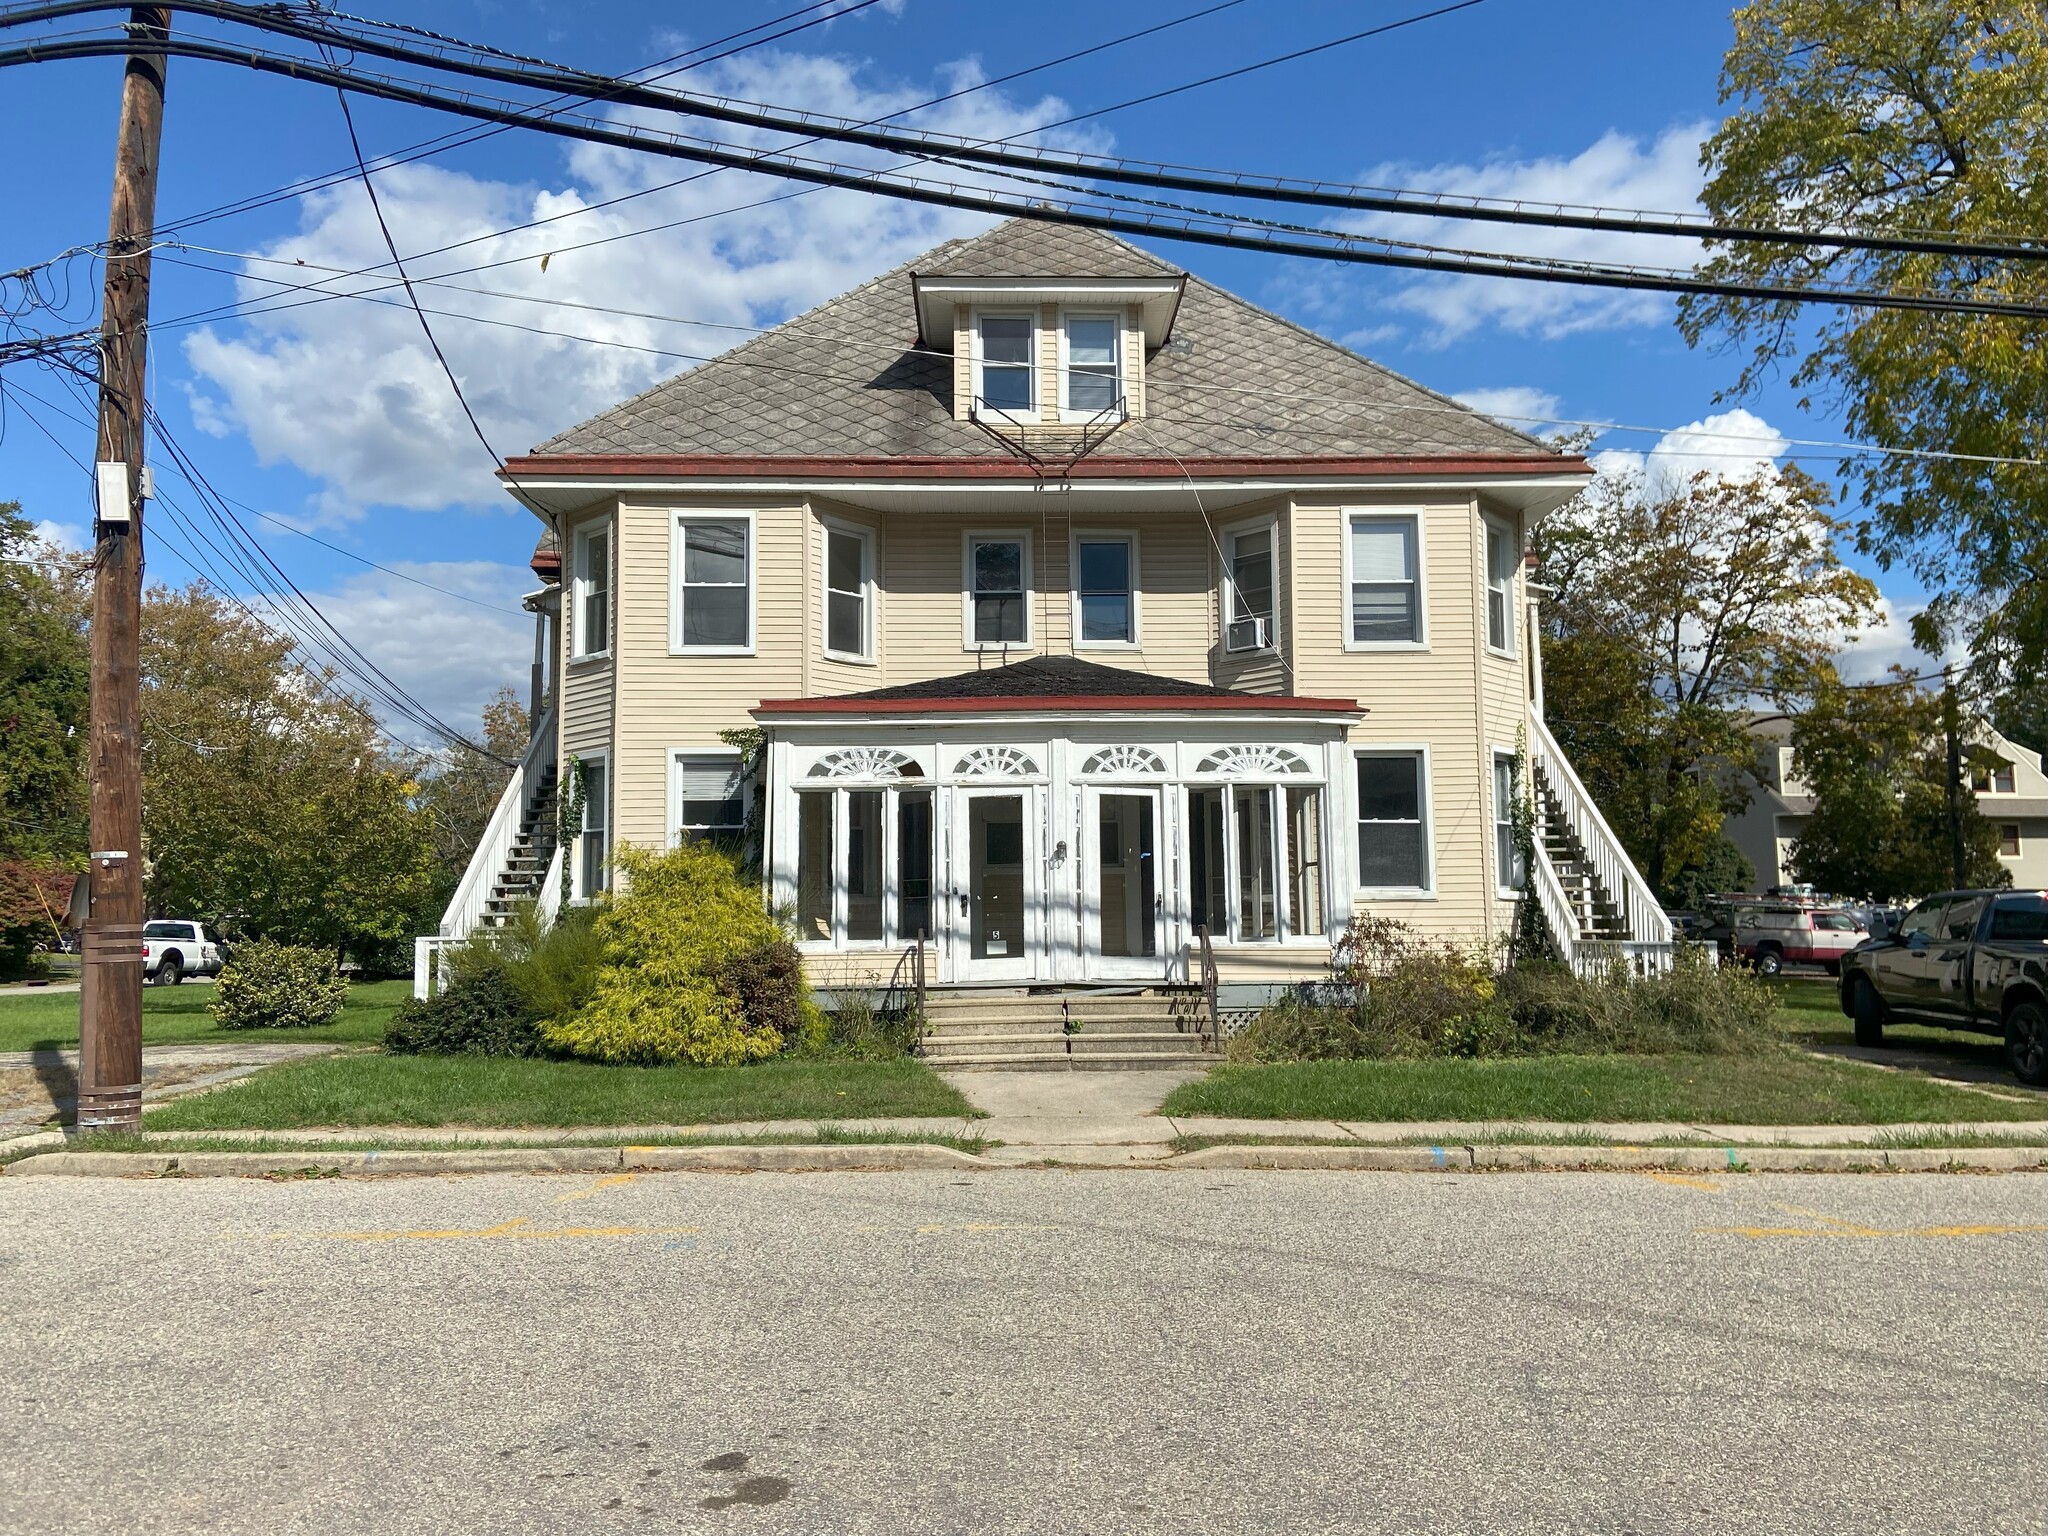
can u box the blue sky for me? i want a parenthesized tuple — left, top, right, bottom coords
(0, 0, 1923, 739)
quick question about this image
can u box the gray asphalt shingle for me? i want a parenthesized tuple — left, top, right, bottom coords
(533, 219, 1553, 462)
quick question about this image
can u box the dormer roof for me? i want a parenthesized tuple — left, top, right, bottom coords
(521, 218, 1569, 471)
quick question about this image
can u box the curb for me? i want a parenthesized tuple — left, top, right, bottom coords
(1168, 1144, 2048, 1173)
(2, 1144, 992, 1178)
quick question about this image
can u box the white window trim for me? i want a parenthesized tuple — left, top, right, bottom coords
(1057, 307, 1125, 423)
(820, 516, 877, 665)
(971, 308, 1040, 425)
(1220, 514, 1278, 656)
(1491, 745, 1525, 898)
(571, 519, 611, 661)
(668, 746, 747, 848)
(961, 529, 1035, 653)
(1351, 745, 1437, 900)
(670, 510, 757, 656)
(572, 750, 611, 903)
(1070, 528, 1141, 651)
(1341, 509, 1428, 653)
(1482, 511, 1518, 658)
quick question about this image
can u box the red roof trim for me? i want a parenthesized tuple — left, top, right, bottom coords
(755, 693, 1362, 716)
(503, 453, 1587, 482)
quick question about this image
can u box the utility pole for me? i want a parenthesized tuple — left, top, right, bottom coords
(78, 6, 168, 1136)
(1942, 670, 1967, 890)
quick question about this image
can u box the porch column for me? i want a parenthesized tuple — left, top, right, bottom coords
(1525, 576, 1549, 719)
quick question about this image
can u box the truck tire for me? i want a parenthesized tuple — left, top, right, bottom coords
(158, 953, 183, 987)
(2006, 1000, 2048, 1087)
(1851, 977, 1886, 1048)
(1752, 944, 1783, 977)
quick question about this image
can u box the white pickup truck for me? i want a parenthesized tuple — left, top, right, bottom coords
(141, 920, 225, 985)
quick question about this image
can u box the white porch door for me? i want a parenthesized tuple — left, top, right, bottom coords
(1082, 787, 1166, 979)
(951, 788, 1035, 982)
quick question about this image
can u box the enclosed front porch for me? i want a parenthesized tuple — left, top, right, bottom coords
(756, 660, 1363, 994)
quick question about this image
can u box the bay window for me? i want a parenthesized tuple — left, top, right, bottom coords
(572, 522, 609, 658)
(1225, 524, 1274, 652)
(824, 523, 873, 660)
(1347, 513, 1421, 646)
(1485, 516, 1517, 654)
(675, 514, 752, 652)
(1356, 752, 1430, 893)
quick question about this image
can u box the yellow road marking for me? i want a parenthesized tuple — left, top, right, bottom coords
(1699, 1221, 2048, 1241)
(1644, 1172, 1721, 1192)
(553, 1173, 640, 1204)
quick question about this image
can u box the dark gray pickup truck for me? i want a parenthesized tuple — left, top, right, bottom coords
(1838, 889, 2048, 1084)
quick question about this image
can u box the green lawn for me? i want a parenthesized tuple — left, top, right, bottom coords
(1161, 1050, 2041, 1125)
(142, 1053, 977, 1130)
(0, 979, 409, 1053)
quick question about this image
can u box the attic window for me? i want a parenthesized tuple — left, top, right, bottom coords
(975, 312, 1035, 419)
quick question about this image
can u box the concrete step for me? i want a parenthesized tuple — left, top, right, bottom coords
(922, 1000, 1189, 1027)
(919, 1011, 1193, 1035)
(923, 1029, 1203, 1052)
(928, 1050, 1210, 1072)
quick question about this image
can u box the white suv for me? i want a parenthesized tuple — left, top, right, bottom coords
(142, 920, 225, 985)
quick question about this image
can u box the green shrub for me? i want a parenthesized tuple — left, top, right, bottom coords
(445, 901, 603, 1024)
(541, 842, 793, 1066)
(1229, 918, 1778, 1063)
(210, 939, 350, 1031)
(709, 935, 827, 1051)
(384, 968, 544, 1057)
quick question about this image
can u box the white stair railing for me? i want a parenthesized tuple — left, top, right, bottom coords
(437, 704, 557, 941)
(1526, 706, 1672, 948)
(1528, 837, 1584, 957)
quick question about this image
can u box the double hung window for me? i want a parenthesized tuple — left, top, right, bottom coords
(1225, 525, 1275, 652)
(1356, 752, 1430, 892)
(976, 313, 1034, 417)
(675, 516, 751, 651)
(1347, 514, 1421, 646)
(675, 754, 744, 844)
(1493, 752, 1525, 893)
(1063, 313, 1120, 416)
(572, 523, 609, 658)
(1972, 760, 2017, 794)
(1485, 517, 1517, 653)
(1075, 535, 1134, 645)
(2000, 823, 2023, 857)
(968, 535, 1028, 646)
(824, 524, 872, 660)
(577, 759, 609, 897)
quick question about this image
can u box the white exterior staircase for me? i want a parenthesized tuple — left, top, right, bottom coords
(1525, 708, 1676, 972)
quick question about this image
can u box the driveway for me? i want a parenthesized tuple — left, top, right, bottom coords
(0, 1041, 341, 1138)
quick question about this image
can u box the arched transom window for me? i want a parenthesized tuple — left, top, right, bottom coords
(1079, 745, 1167, 776)
(1196, 744, 1313, 776)
(952, 745, 1040, 778)
(807, 747, 925, 779)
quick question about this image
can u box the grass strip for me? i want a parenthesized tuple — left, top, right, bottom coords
(0, 979, 408, 1053)
(1167, 1127, 2048, 1154)
(1162, 1050, 2041, 1125)
(140, 1052, 979, 1130)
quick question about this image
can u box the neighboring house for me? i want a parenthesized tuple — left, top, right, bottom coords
(422, 219, 1672, 999)
(1729, 716, 2048, 893)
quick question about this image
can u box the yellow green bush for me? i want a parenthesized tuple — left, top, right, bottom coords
(540, 842, 797, 1066)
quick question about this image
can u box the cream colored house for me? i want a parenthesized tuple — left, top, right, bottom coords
(1733, 717, 2048, 893)
(422, 220, 1672, 1001)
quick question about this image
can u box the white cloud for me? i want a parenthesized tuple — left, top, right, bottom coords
(1450, 386, 1561, 433)
(1832, 594, 1966, 684)
(32, 519, 85, 552)
(1346, 124, 1711, 344)
(185, 50, 1105, 519)
(1590, 407, 1790, 496)
(292, 561, 535, 737)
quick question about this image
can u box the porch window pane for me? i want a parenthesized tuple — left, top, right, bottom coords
(1188, 788, 1226, 938)
(1287, 786, 1324, 937)
(847, 790, 883, 942)
(1226, 527, 1274, 652)
(898, 790, 933, 942)
(1349, 517, 1418, 644)
(797, 792, 832, 941)
(1077, 537, 1132, 643)
(575, 527, 608, 658)
(1235, 785, 1277, 941)
(969, 795, 1025, 960)
(1357, 753, 1427, 890)
(1097, 793, 1156, 958)
(972, 538, 1026, 644)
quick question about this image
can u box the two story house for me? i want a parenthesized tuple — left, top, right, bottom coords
(424, 219, 1672, 1002)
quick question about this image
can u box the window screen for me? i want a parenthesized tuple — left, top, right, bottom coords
(1357, 754, 1427, 889)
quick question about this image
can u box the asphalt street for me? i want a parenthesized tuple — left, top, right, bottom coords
(2, 1169, 2042, 1535)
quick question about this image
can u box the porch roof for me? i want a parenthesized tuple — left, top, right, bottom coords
(755, 655, 1362, 717)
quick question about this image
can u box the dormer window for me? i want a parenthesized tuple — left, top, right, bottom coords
(975, 313, 1035, 419)
(1062, 312, 1121, 418)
